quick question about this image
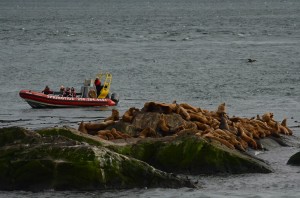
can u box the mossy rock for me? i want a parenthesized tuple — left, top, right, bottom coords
(287, 152, 300, 166)
(0, 127, 41, 147)
(110, 135, 272, 174)
(36, 127, 104, 147)
(0, 127, 195, 191)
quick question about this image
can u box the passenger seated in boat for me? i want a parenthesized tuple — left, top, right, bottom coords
(42, 85, 53, 95)
(64, 87, 71, 97)
(59, 85, 65, 96)
(71, 87, 76, 98)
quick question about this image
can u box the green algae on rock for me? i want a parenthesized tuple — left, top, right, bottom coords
(0, 127, 195, 191)
(110, 135, 273, 174)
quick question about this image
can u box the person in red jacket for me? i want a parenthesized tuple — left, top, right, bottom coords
(94, 77, 101, 97)
(42, 85, 53, 95)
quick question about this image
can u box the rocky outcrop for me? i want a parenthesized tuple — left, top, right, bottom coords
(0, 127, 195, 191)
(0, 102, 296, 191)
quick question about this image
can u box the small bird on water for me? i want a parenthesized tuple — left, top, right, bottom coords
(248, 58, 257, 63)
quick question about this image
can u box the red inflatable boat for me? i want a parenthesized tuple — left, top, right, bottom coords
(19, 90, 118, 108)
(19, 72, 119, 108)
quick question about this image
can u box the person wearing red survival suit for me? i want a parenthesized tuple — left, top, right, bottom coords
(42, 85, 53, 95)
(94, 77, 101, 97)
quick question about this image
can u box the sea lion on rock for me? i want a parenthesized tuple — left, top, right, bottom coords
(189, 112, 208, 123)
(110, 128, 123, 139)
(219, 113, 229, 130)
(203, 132, 235, 150)
(176, 128, 198, 136)
(217, 103, 226, 115)
(85, 120, 115, 132)
(158, 114, 170, 134)
(237, 125, 257, 149)
(104, 109, 120, 122)
(78, 121, 88, 134)
(98, 130, 114, 140)
(142, 102, 175, 114)
(281, 118, 293, 135)
(179, 103, 199, 113)
(194, 122, 211, 131)
(122, 107, 140, 123)
(139, 127, 158, 138)
(177, 105, 191, 120)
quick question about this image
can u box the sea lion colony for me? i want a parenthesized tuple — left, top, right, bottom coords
(78, 101, 293, 151)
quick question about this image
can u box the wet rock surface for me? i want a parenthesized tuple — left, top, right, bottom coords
(287, 152, 300, 166)
(0, 127, 195, 191)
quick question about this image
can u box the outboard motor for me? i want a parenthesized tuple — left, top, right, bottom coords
(111, 93, 119, 104)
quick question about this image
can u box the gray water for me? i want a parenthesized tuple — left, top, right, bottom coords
(1, 0, 300, 197)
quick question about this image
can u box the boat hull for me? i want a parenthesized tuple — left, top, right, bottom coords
(19, 90, 117, 108)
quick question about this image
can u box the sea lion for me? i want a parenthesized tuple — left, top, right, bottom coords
(176, 128, 198, 136)
(158, 114, 170, 134)
(104, 109, 120, 122)
(98, 130, 114, 140)
(78, 121, 88, 134)
(203, 132, 235, 150)
(139, 127, 158, 138)
(213, 129, 230, 139)
(122, 107, 139, 123)
(178, 105, 191, 120)
(142, 102, 175, 114)
(216, 102, 226, 115)
(85, 120, 115, 132)
(189, 112, 208, 123)
(194, 122, 211, 131)
(219, 113, 229, 130)
(179, 103, 199, 113)
(281, 118, 293, 135)
(237, 125, 257, 149)
(110, 128, 123, 139)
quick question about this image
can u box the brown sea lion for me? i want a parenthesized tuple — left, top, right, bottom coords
(176, 128, 198, 136)
(179, 103, 199, 113)
(237, 125, 257, 149)
(216, 102, 226, 115)
(85, 120, 115, 132)
(203, 132, 235, 150)
(142, 102, 175, 114)
(189, 112, 208, 123)
(139, 127, 158, 138)
(158, 114, 170, 133)
(98, 130, 114, 140)
(110, 128, 123, 139)
(122, 107, 139, 122)
(178, 105, 191, 120)
(78, 121, 88, 134)
(219, 113, 229, 130)
(194, 122, 211, 131)
(104, 109, 120, 122)
(281, 118, 293, 135)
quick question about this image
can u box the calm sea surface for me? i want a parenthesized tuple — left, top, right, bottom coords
(1, 0, 300, 197)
